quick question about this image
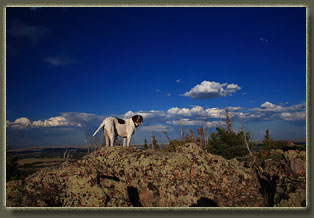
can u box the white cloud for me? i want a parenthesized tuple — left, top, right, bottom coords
(250, 102, 283, 112)
(204, 108, 225, 118)
(176, 79, 182, 83)
(168, 119, 225, 127)
(7, 112, 104, 129)
(7, 100, 306, 147)
(124, 110, 166, 119)
(167, 106, 205, 117)
(43, 56, 76, 67)
(7, 117, 31, 129)
(261, 101, 276, 108)
(250, 102, 305, 113)
(226, 83, 239, 90)
(228, 107, 242, 111)
(165, 102, 305, 123)
(181, 80, 241, 99)
(248, 101, 306, 121)
(286, 103, 306, 111)
(279, 111, 306, 121)
(167, 106, 230, 119)
(32, 115, 82, 128)
(167, 107, 193, 117)
(140, 124, 173, 132)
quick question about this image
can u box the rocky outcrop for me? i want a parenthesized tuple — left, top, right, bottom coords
(254, 149, 306, 207)
(7, 143, 266, 207)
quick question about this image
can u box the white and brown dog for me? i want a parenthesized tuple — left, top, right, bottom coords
(92, 115, 143, 147)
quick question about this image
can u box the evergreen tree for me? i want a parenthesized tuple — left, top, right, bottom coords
(151, 135, 159, 150)
(207, 127, 253, 159)
(262, 129, 274, 150)
(143, 139, 148, 150)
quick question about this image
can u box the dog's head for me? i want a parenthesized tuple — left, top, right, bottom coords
(132, 115, 143, 127)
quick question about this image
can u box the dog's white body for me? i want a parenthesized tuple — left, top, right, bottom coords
(92, 117, 139, 147)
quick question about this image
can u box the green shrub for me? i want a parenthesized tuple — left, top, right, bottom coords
(206, 127, 252, 160)
(143, 139, 148, 150)
(162, 139, 181, 152)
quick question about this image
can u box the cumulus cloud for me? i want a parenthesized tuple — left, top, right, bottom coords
(279, 111, 306, 121)
(181, 80, 241, 99)
(167, 107, 193, 117)
(32, 115, 82, 128)
(123, 110, 166, 119)
(7, 101, 306, 147)
(167, 106, 226, 119)
(123, 106, 231, 129)
(7, 112, 104, 129)
(140, 124, 173, 132)
(165, 102, 305, 123)
(168, 119, 225, 127)
(7, 117, 32, 129)
(228, 107, 242, 111)
(261, 101, 277, 108)
(250, 102, 305, 113)
(248, 101, 306, 121)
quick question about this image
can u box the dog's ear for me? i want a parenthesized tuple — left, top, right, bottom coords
(138, 115, 143, 123)
(132, 115, 143, 123)
(132, 115, 137, 123)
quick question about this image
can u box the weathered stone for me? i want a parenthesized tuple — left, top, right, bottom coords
(6, 143, 305, 207)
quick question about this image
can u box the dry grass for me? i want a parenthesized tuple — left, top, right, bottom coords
(18, 157, 65, 166)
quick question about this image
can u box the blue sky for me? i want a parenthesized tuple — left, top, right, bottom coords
(6, 7, 306, 147)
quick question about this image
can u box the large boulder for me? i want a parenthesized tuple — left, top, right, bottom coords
(7, 143, 266, 207)
(256, 149, 306, 207)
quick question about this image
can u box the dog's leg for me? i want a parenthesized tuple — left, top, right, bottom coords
(126, 136, 132, 147)
(103, 128, 109, 147)
(104, 119, 115, 147)
(109, 134, 115, 147)
(123, 138, 127, 147)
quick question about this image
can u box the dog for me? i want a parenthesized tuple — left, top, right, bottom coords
(92, 115, 143, 147)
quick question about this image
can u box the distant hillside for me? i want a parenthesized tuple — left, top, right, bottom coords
(253, 138, 306, 145)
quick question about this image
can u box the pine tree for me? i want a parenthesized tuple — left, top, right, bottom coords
(207, 127, 251, 159)
(144, 139, 148, 150)
(263, 128, 274, 150)
(151, 135, 158, 150)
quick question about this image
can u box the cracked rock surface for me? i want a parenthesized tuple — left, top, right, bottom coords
(6, 143, 292, 207)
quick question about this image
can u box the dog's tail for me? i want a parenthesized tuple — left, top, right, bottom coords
(92, 120, 105, 137)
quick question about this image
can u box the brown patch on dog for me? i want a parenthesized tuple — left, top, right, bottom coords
(116, 118, 126, 124)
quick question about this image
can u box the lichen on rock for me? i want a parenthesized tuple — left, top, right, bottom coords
(6, 143, 305, 207)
